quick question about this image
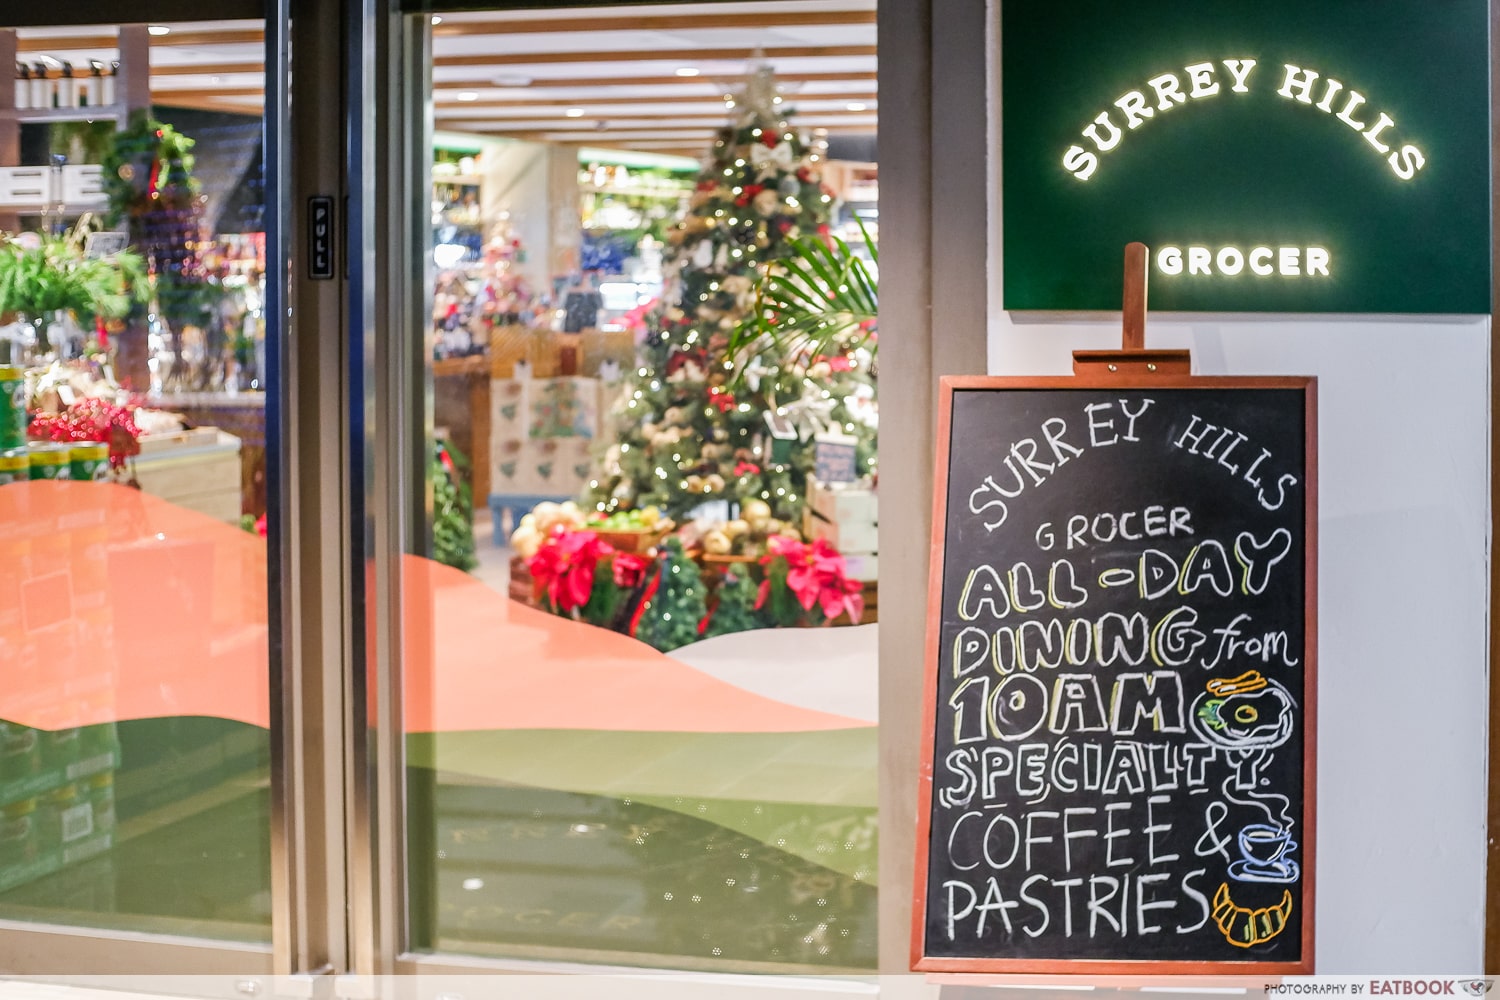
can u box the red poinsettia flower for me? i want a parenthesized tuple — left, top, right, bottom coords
(762, 131, 780, 148)
(733, 460, 761, 477)
(613, 552, 651, 588)
(708, 386, 737, 412)
(734, 183, 765, 208)
(755, 535, 863, 624)
(529, 529, 614, 612)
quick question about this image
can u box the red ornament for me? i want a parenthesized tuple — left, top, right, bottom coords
(734, 183, 764, 208)
(813, 353, 855, 373)
(666, 348, 708, 376)
(708, 386, 736, 413)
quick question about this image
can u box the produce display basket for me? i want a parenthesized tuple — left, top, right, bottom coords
(592, 525, 673, 553)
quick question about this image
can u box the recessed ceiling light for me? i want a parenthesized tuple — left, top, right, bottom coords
(431, 15, 442, 24)
(147, 25, 171, 36)
(456, 91, 479, 102)
(846, 102, 868, 111)
(493, 75, 532, 87)
(565, 108, 585, 117)
(675, 67, 700, 77)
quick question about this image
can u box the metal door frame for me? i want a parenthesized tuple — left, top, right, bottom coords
(0, 0, 362, 982)
(345, 0, 991, 983)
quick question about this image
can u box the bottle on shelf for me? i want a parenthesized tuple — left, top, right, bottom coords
(89, 60, 106, 106)
(29, 61, 48, 108)
(56, 62, 74, 108)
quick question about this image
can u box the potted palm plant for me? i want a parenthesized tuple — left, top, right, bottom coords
(727, 220, 878, 371)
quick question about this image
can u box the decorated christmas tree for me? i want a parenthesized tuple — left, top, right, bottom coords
(586, 66, 877, 526)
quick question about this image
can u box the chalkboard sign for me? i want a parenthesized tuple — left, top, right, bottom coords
(912, 375, 1317, 974)
(815, 433, 860, 484)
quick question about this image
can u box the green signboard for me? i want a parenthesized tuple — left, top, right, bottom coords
(1002, 0, 1490, 313)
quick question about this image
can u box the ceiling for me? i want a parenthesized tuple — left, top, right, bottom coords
(12, 1, 877, 160)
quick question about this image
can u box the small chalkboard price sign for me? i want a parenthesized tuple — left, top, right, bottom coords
(912, 371, 1317, 975)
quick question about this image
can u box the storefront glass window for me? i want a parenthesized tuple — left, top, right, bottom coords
(402, 2, 880, 970)
(0, 19, 271, 942)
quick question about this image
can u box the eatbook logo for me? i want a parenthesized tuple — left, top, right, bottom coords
(1063, 58, 1427, 183)
(1460, 982, 1493, 997)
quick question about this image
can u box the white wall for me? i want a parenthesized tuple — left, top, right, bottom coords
(986, 311, 1490, 971)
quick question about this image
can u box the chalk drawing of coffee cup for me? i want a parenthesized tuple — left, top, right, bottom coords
(1228, 821, 1300, 884)
(1190, 670, 1296, 750)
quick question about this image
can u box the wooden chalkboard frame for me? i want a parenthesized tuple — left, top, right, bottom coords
(911, 373, 1318, 976)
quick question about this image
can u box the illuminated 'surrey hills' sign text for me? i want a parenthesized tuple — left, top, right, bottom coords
(1064, 60, 1427, 182)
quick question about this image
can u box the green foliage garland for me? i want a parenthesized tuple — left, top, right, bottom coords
(432, 442, 478, 572)
(99, 113, 221, 336)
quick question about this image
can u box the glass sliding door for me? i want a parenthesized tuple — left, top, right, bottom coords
(383, 2, 881, 973)
(0, 8, 280, 971)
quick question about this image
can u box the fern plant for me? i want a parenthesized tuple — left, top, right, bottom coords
(0, 221, 149, 326)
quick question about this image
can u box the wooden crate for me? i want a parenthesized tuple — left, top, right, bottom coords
(489, 324, 530, 378)
(581, 328, 635, 376)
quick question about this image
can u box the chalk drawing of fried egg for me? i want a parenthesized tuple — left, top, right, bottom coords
(1190, 670, 1296, 749)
